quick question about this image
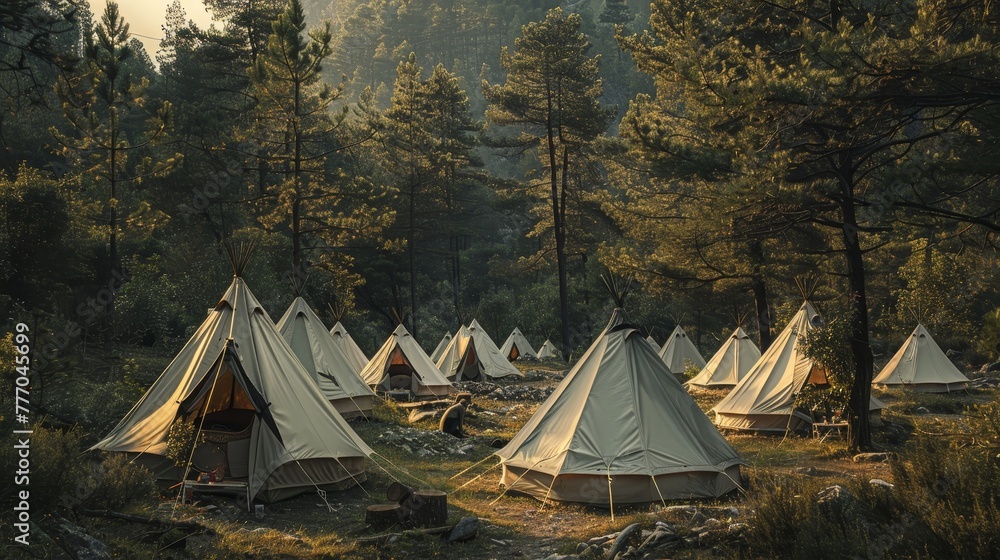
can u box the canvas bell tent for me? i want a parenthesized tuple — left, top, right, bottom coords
(497, 277, 742, 507)
(437, 319, 523, 381)
(276, 297, 376, 418)
(329, 321, 369, 375)
(537, 339, 559, 360)
(500, 328, 538, 361)
(360, 324, 453, 398)
(429, 332, 453, 363)
(93, 248, 372, 503)
(686, 328, 762, 389)
(645, 335, 660, 351)
(872, 324, 970, 393)
(658, 326, 707, 375)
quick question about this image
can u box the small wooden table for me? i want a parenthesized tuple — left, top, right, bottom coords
(182, 479, 251, 511)
(812, 421, 849, 442)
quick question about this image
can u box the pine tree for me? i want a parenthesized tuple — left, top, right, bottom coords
(483, 8, 615, 360)
(250, 0, 390, 277)
(51, 2, 177, 320)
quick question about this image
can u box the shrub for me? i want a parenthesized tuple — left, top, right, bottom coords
(24, 425, 87, 511)
(85, 454, 158, 510)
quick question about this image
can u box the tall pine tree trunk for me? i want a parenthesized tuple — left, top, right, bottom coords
(839, 169, 874, 452)
(546, 115, 570, 360)
(409, 180, 418, 339)
(749, 240, 772, 351)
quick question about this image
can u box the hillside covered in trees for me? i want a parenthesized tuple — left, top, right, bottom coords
(2, 0, 1000, 450)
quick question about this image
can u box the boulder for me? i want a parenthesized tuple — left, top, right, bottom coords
(447, 517, 480, 543)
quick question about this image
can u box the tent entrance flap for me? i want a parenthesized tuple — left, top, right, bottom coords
(179, 348, 282, 443)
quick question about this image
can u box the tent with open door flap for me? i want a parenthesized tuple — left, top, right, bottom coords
(93, 250, 372, 503)
(496, 279, 742, 506)
(500, 328, 537, 361)
(360, 324, 453, 398)
(276, 297, 376, 418)
(687, 328, 761, 389)
(658, 326, 707, 374)
(437, 319, 523, 381)
(872, 324, 970, 393)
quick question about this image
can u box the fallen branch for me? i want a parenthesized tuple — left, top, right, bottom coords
(355, 525, 453, 547)
(77, 509, 210, 533)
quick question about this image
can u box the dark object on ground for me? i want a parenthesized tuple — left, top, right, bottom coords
(448, 517, 480, 542)
(365, 504, 406, 530)
(440, 401, 467, 438)
(490, 438, 509, 448)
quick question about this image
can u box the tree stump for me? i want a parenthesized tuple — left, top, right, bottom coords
(365, 504, 404, 530)
(386, 482, 413, 504)
(407, 489, 448, 527)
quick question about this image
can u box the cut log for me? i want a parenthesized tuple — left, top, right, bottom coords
(365, 504, 404, 530)
(386, 482, 414, 504)
(408, 489, 448, 527)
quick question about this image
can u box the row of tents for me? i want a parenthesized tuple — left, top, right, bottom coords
(92, 257, 971, 508)
(90, 262, 559, 504)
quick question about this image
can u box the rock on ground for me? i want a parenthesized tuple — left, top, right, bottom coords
(448, 516, 480, 542)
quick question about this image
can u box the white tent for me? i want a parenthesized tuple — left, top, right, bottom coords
(93, 275, 372, 503)
(536, 339, 559, 360)
(329, 321, 368, 375)
(360, 324, 453, 398)
(686, 328, 761, 389)
(499, 328, 537, 361)
(658, 326, 707, 374)
(429, 332, 453, 363)
(713, 302, 829, 432)
(872, 324, 970, 393)
(645, 335, 660, 351)
(437, 319, 523, 381)
(497, 308, 743, 506)
(276, 297, 376, 418)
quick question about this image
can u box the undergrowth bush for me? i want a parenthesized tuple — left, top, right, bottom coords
(737, 404, 1000, 559)
(23, 425, 87, 511)
(85, 454, 157, 510)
